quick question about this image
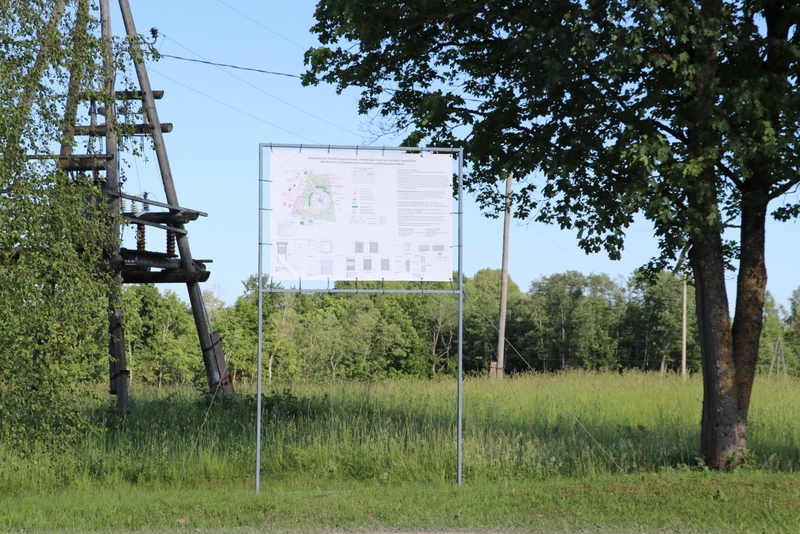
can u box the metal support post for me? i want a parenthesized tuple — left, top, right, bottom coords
(457, 148, 464, 486)
(256, 146, 265, 493)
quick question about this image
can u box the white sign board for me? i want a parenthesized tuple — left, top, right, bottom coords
(269, 149, 453, 282)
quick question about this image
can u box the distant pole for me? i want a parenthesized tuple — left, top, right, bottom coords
(681, 274, 687, 379)
(768, 338, 786, 378)
(781, 338, 787, 376)
(494, 172, 513, 379)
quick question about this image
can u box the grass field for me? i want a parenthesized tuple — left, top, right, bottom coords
(2, 371, 799, 532)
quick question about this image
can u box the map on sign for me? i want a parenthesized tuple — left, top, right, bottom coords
(290, 171, 336, 222)
(270, 149, 453, 282)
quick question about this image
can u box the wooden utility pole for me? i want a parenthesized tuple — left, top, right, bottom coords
(681, 274, 687, 379)
(117, 0, 233, 394)
(100, 0, 128, 410)
(493, 172, 512, 379)
(57, 0, 233, 404)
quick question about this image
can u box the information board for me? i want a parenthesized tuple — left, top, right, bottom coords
(269, 149, 453, 282)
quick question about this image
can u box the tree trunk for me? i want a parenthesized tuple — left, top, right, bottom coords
(729, 194, 769, 461)
(685, 0, 762, 470)
(690, 194, 767, 469)
(690, 232, 738, 469)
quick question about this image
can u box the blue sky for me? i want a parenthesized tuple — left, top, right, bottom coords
(110, 1, 799, 310)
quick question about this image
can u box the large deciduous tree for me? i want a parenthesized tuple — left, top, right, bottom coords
(304, 0, 800, 468)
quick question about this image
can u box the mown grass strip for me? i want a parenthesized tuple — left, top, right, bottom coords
(0, 472, 797, 533)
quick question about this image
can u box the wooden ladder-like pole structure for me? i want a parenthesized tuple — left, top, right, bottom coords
(60, 0, 234, 408)
(116, 0, 233, 398)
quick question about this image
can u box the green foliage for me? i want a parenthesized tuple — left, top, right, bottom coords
(519, 272, 624, 371)
(786, 289, 800, 367)
(758, 291, 799, 377)
(461, 268, 524, 373)
(304, 0, 800, 265)
(303, 0, 800, 467)
(121, 284, 202, 387)
(0, 1, 113, 451)
(621, 271, 701, 372)
(107, 271, 800, 392)
(124, 269, 709, 383)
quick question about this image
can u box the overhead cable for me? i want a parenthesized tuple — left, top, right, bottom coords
(156, 33, 363, 138)
(213, 0, 306, 50)
(149, 67, 320, 143)
(159, 54, 301, 79)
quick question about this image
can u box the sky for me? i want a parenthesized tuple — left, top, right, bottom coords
(108, 1, 799, 310)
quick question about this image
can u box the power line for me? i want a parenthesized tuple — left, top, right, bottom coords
(157, 33, 363, 138)
(213, 0, 306, 50)
(148, 67, 320, 143)
(159, 54, 301, 79)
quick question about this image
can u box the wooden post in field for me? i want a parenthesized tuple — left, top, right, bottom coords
(493, 172, 512, 379)
(681, 274, 687, 379)
(100, 0, 128, 410)
(768, 338, 786, 377)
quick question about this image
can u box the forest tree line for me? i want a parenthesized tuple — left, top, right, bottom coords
(119, 269, 800, 386)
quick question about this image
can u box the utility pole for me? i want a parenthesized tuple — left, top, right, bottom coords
(768, 338, 786, 377)
(117, 0, 232, 394)
(681, 274, 687, 379)
(100, 0, 128, 410)
(58, 1, 233, 403)
(493, 172, 512, 379)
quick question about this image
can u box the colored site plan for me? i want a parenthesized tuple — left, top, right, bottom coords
(291, 171, 336, 222)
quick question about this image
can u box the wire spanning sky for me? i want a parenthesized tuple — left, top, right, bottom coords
(111, 1, 798, 309)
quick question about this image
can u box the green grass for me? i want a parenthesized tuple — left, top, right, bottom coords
(1, 473, 798, 533)
(2, 371, 800, 532)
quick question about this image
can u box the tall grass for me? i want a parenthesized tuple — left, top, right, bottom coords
(2, 370, 799, 493)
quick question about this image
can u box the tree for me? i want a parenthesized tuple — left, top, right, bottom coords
(121, 285, 201, 387)
(210, 275, 287, 381)
(462, 268, 524, 374)
(527, 271, 589, 370)
(621, 271, 701, 372)
(522, 271, 624, 371)
(418, 290, 459, 375)
(0, 1, 113, 449)
(305, 0, 800, 468)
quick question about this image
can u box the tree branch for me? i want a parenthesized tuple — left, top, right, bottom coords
(768, 178, 800, 200)
(715, 160, 744, 188)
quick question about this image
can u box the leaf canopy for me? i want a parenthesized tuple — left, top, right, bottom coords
(305, 0, 800, 270)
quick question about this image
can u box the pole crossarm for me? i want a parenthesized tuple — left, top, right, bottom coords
(111, 191, 208, 217)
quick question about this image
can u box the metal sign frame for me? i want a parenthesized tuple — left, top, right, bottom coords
(256, 144, 464, 491)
